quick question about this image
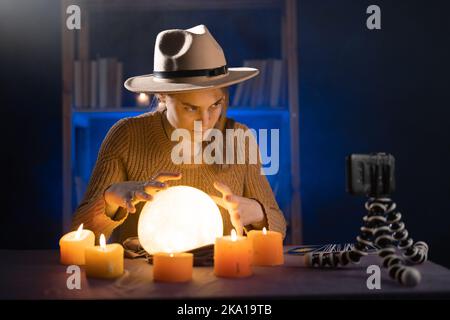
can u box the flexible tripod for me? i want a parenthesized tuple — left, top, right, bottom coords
(305, 197, 428, 286)
(305, 153, 429, 286)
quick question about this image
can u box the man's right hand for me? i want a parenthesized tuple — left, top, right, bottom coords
(103, 172, 182, 216)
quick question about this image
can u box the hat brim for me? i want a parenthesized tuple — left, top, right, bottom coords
(124, 67, 259, 94)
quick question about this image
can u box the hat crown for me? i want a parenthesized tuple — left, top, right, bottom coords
(124, 24, 259, 94)
(153, 24, 227, 72)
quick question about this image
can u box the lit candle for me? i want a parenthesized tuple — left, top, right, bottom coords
(85, 234, 124, 279)
(59, 224, 95, 265)
(247, 227, 284, 266)
(214, 229, 253, 278)
(136, 92, 150, 107)
(153, 251, 194, 282)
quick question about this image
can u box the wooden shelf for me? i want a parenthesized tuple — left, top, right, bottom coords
(71, 106, 290, 113)
(72, 107, 150, 113)
(71, 107, 290, 128)
(61, 0, 302, 244)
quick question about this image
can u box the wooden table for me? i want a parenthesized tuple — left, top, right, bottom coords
(1, 248, 449, 299)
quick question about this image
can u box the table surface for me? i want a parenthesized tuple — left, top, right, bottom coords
(1, 248, 450, 299)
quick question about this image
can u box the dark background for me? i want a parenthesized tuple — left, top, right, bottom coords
(0, 0, 449, 267)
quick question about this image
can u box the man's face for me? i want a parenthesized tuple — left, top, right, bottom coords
(164, 88, 227, 135)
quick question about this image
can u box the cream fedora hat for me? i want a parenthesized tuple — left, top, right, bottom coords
(124, 24, 259, 94)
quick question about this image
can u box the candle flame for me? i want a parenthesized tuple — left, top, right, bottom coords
(169, 253, 174, 258)
(263, 227, 267, 235)
(75, 223, 83, 240)
(231, 229, 237, 242)
(100, 234, 106, 250)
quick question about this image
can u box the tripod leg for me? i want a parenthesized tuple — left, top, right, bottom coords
(370, 198, 422, 286)
(386, 207, 429, 264)
(304, 202, 376, 268)
(305, 198, 423, 286)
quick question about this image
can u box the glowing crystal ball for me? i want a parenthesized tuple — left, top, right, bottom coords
(138, 185, 223, 254)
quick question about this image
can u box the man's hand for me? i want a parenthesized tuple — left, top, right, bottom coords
(211, 181, 265, 236)
(104, 172, 182, 216)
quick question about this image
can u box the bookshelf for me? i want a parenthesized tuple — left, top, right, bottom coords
(61, 0, 302, 244)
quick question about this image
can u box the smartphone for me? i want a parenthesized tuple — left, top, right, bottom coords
(346, 153, 395, 197)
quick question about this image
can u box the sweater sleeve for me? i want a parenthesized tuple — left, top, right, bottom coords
(239, 125, 287, 239)
(71, 118, 130, 242)
(243, 161, 287, 239)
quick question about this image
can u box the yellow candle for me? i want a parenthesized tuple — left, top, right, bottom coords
(59, 224, 95, 265)
(247, 227, 284, 266)
(85, 234, 124, 279)
(214, 229, 253, 278)
(153, 252, 193, 282)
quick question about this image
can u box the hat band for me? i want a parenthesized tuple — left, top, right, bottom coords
(153, 65, 228, 79)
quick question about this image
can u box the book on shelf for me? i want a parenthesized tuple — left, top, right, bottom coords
(231, 59, 288, 109)
(270, 59, 283, 107)
(73, 57, 123, 109)
(74, 176, 87, 205)
(90, 60, 98, 107)
(74, 60, 82, 108)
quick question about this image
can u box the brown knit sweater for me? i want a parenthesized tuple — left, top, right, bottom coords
(71, 110, 287, 244)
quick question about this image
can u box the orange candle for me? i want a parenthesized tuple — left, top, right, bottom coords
(85, 234, 124, 279)
(59, 224, 95, 265)
(247, 227, 284, 266)
(214, 229, 253, 278)
(153, 252, 193, 282)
